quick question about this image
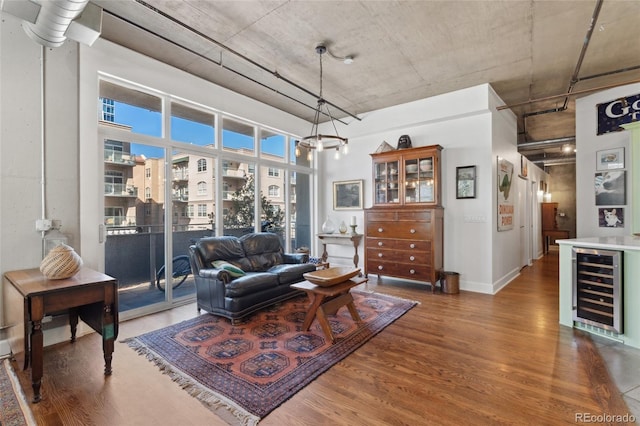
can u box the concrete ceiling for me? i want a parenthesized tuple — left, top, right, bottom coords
(92, 0, 640, 166)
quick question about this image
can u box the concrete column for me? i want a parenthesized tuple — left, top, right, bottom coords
(621, 121, 640, 235)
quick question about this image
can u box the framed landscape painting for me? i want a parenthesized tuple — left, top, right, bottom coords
(456, 165, 476, 199)
(333, 180, 363, 210)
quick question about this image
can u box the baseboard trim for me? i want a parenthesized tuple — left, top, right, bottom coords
(0, 339, 11, 358)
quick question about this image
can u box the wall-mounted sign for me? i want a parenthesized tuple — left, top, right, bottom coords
(597, 94, 640, 135)
(497, 157, 514, 231)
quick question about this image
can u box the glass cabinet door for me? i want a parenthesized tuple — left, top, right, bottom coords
(374, 160, 400, 204)
(404, 155, 434, 203)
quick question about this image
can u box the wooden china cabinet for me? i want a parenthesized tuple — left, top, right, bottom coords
(364, 144, 444, 292)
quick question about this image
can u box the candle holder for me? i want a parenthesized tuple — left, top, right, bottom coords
(350, 225, 358, 235)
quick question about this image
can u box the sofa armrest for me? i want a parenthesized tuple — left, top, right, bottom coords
(199, 268, 232, 284)
(283, 252, 309, 264)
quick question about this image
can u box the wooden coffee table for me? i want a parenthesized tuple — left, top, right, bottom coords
(291, 276, 368, 343)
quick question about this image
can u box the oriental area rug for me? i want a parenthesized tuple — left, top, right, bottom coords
(124, 290, 416, 425)
(0, 358, 36, 426)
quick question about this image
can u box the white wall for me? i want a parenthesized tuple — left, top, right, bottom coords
(319, 84, 532, 294)
(575, 83, 639, 237)
(1, 17, 81, 340)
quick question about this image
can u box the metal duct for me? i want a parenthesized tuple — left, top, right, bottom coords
(22, 0, 90, 48)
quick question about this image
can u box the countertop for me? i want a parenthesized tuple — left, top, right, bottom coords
(557, 235, 640, 251)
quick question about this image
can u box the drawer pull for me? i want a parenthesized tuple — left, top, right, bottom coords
(378, 227, 384, 233)
(378, 253, 383, 258)
(378, 265, 384, 271)
(409, 243, 415, 249)
(409, 269, 416, 274)
(410, 229, 416, 234)
(378, 241, 384, 247)
(409, 256, 415, 261)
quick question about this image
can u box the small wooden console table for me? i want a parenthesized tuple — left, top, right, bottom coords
(317, 233, 363, 269)
(3, 267, 118, 402)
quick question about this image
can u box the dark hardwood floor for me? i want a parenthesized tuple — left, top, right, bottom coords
(12, 251, 629, 425)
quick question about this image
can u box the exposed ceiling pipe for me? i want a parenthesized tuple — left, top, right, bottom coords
(102, 11, 348, 126)
(562, 0, 603, 110)
(518, 136, 576, 150)
(132, 0, 361, 122)
(532, 158, 576, 167)
(22, 0, 90, 48)
(513, 0, 602, 138)
(498, 77, 640, 111)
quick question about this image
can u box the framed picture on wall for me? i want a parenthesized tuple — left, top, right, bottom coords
(599, 208, 624, 228)
(456, 165, 476, 199)
(595, 170, 625, 206)
(333, 180, 363, 210)
(596, 148, 624, 170)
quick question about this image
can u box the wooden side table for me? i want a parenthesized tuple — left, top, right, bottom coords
(291, 276, 367, 343)
(3, 268, 118, 402)
(317, 233, 363, 269)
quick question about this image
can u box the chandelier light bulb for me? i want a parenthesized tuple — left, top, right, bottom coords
(334, 148, 340, 160)
(317, 140, 324, 152)
(342, 143, 349, 155)
(306, 150, 312, 162)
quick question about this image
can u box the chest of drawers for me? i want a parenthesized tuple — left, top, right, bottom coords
(364, 207, 443, 292)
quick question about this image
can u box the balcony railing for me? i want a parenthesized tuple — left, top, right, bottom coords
(222, 169, 246, 178)
(222, 191, 236, 200)
(173, 169, 189, 181)
(104, 149, 136, 165)
(105, 183, 138, 197)
(173, 193, 189, 202)
(104, 215, 136, 227)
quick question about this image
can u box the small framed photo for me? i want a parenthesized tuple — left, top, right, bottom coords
(596, 148, 624, 170)
(599, 208, 624, 228)
(333, 179, 363, 210)
(456, 165, 476, 199)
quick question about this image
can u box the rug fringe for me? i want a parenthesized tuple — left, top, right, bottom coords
(122, 338, 260, 426)
(2, 358, 37, 426)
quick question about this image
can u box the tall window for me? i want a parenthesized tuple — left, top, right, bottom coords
(197, 181, 206, 195)
(97, 78, 314, 317)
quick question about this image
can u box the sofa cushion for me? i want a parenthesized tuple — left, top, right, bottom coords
(197, 236, 245, 266)
(212, 260, 245, 278)
(225, 272, 279, 298)
(268, 263, 317, 285)
(239, 233, 284, 271)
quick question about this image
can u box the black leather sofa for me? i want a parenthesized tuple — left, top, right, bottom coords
(188, 232, 317, 323)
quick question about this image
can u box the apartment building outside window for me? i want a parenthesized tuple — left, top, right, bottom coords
(197, 158, 207, 172)
(198, 204, 207, 217)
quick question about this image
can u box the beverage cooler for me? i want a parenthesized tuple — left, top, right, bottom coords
(572, 247, 623, 333)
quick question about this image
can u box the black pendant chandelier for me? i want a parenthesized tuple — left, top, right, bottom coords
(295, 44, 349, 161)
